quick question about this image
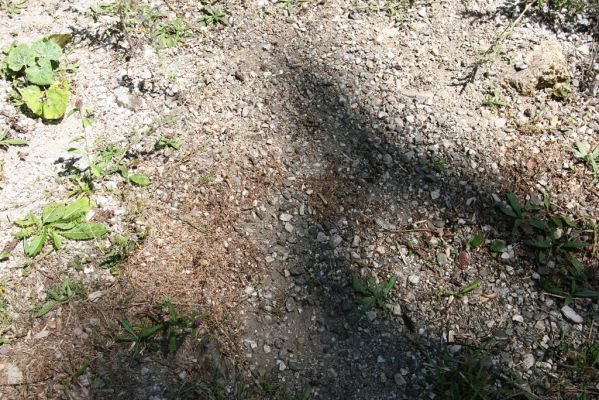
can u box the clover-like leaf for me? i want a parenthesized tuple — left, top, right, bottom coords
(31, 39, 62, 61)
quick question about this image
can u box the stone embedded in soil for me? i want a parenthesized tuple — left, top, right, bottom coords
(0, 363, 23, 385)
(561, 305, 584, 324)
(408, 275, 420, 285)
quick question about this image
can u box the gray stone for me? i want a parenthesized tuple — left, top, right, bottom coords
(561, 305, 584, 324)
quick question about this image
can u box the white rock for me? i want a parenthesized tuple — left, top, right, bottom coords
(561, 305, 583, 324)
(408, 275, 420, 285)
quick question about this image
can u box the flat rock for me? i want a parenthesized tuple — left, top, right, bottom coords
(561, 305, 583, 324)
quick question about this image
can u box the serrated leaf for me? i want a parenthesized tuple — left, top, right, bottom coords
(31, 39, 62, 61)
(60, 197, 92, 222)
(20, 85, 43, 116)
(382, 277, 397, 295)
(58, 223, 108, 240)
(138, 325, 162, 340)
(15, 227, 35, 239)
(498, 203, 516, 218)
(14, 214, 39, 227)
(506, 193, 521, 217)
(25, 58, 54, 85)
(36, 301, 57, 317)
(5, 44, 35, 71)
(524, 238, 552, 249)
(42, 202, 66, 224)
(42, 81, 69, 120)
(529, 219, 550, 232)
(50, 230, 63, 250)
(24, 231, 47, 257)
(468, 235, 485, 248)
(129, 173, 150, 187)
(573, 289, 599, 298)
(45, 33, 72, 49)
(560, 241, 590, 250)
(352, 277, 368, 295)
(358, 296, 376, 310)
(52, 222, 75, 230)
(490, 239, 506, 252)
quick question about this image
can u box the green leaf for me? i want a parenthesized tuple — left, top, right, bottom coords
(42, 202, 66, 224)
(560, 241, 590, 250)
(58, 223, 108, 240)
(52, 222, 75, 230)
(358, 296, 376, 310)
(468, 235, 485, 248)
(506, 193, 521, 217)
(0, 138, 28, 146)
(352, 277, 368, 295)
(60, 197, 92, 222)
(529, 219, 550, 232)
(561, 215, 577, 228)
(50, 230, 63, 250)
(573, 289, 599, 298)
(381, 277, 397, 295)
(0, 251, 10, 261)
(458, 279, 481, 295)
(25, 58, 54, 85)
(42, 81, 69, 120)
(138, 325, 162, 340)
(31, 39, 62, 61)
(74, 362, 90, 377)
(498, 203, 516, 218)
(36, 301, 57, 318)
(24, 231, 47, 257)
(566, 256, 584, 275)
(45, 34, 72, 49)
(524, 238, 552, 249)
(15, 227, 35, 239)
(168, 332, 177, 353)
(129, 173, 150, 187)
(490, 239, 506, 252)
(5, 44, 35, 71)
(14, 214, 39, 227)
(20, 85, 43, 116)
(118, 318, 136, 337)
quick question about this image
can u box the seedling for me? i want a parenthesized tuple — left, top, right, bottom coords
(13, 196, 108, 257)
(352, 276, 396, 310)
(571, 141, 598, 183)
(482, 83, 507, 109)
(490, 239, 506, 253)
(116, 300, 200, 356)
(468, 235, 485, 249)
(197, 7, 229, 27)
(445, 279, 481, 298)
(0, 0, 26, 18)
(155, 18, 188, 49)
(155, 136, 181, 150)
(0, 130, 28, 148)
(1, 35, 72, 120)
(552, 82, 571, 100)
(36, 280, 84, 317)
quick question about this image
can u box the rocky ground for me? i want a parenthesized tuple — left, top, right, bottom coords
(0, 0, 597, 399)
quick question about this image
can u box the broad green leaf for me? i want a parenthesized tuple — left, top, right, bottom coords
(573, 289, 599, 298)
(575, 141, 589, 158)
(90, 164, 105, 178)
(567, 256, 584, 275)
(20, 85, 43, 116)
(24, 231, 47, 257)
(25, 58, 54, 85)
(14, 214, 39, 227)
(60, 197, 92, 222)
(42, 82, 69, 120)
(468, 235, 485, 248)
(129, 173, 150, 187)
(459, 279, 481, 295)
(42, 202, 66, 224)
(550, 216, 563, 229)
(58, 223, 107, 240)
(118, 318, 136, 337)
(498, 203, 516, 218)
(36, 301, 57, 317)
(45, 33, 72, 49)
(5, 44, 35, 71)
(358, 296, 376, 310)
(52, 222, 75, 230)
(506, 193, 521, 217)
(561, 215, 577, 228)
(490, 239, 506, 252)
(0, 251, 9, 261)
(31, 39, 62, 61)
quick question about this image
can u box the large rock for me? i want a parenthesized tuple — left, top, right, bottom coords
(509, 39, 570, 95)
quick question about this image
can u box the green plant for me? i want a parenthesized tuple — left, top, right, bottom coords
(1, 35, 72, 120)
(0, 0, 26, 18)
(482, 83, 507, 109)
(431, 347, 529, 400)
(155, 18, 188, 48)
(571, 141, 598, 183)
(468, 235, 485, 249)
(36, 280, 84, 317)
(445, 280, 481, 298)
(155, 136, 181, 150)
(116, 300, 200, 356)
(197, 7, 229, 27)
(13, 196, 108, 257)
(552, 81, 572, 100)
(496, 193, 597, 300)
(67, 99, 94, 128)
(99, 234, 135, 274)
(352, 276, 396, 310)
(0, 130, 28, 148)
